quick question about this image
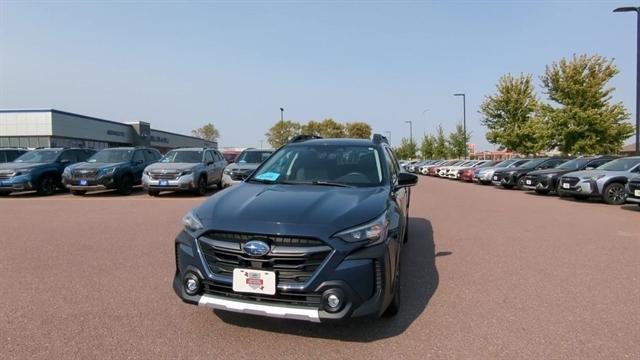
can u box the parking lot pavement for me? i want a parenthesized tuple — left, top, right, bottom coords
(1, 179, 638, 359)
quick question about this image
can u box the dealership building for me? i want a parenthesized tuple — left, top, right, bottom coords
(0, 109, 216, 153)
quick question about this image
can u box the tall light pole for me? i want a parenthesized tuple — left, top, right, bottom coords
(405, 121, 413, 146)
(454, 93, 467, 158)
(279, 107, 285, 144)
(614, 6, 640, 155)
(260, 140, 263, 149)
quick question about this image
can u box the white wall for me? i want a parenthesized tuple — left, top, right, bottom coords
(0, 112, 52, 136)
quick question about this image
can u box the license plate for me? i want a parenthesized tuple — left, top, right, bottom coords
(526, 180, 532, 185)
(79, 179, 88, 186)
(232, 269, 276, 295)
(159, 180, 169, 186)
(635, 190, 640, 197)
(562, 183, 570, 189)
(493, 176, 498, 180)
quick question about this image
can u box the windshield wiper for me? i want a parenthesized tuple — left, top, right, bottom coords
(279, 180, 353, 188)
(247, 178, 276, 184)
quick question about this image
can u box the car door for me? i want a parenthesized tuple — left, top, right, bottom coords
(203, 151, 216, 184)
(214, 151, 227, 180)
(131, 150, 146, 182)
(383, 147, 405, 286)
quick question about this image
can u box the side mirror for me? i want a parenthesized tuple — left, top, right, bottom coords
(396, 172, 418, 188)
(585, 166, 595, 170)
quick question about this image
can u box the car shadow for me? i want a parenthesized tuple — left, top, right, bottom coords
(154, 187, 223, 198)
(620, 204, 640, 212)
(78, 186, 146, 197)
(214, 217, 439, 342)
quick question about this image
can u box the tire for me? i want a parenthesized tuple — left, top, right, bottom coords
(534, 189, 549, 195)
(71, 190, 86, 196)
(516, 177, 526, 190)
(117, 175, 134, 195)
(148, 190, 160, 197)
(383, 262, 401, 317)
(194, 176, 207, 196)
(602, 182, 626, 205)
(36, 175, 56, 196)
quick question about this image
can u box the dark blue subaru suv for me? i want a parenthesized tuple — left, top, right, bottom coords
(174, 135, 418, 322)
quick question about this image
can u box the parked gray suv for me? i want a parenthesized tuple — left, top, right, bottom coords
(558, 156, 640, 205)
(142, 148, 227, 196)
(221, 148, 274, 187)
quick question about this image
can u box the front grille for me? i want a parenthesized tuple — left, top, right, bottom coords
(374, 260, 383, 292)
(199, 234, 331, 285)
(628, 181, 640, 192)
(202, 281, 322, 307)
(493, 172, 505, 181)
(149, 170, 181, 180)
(562, 177, 580, 186)
(523, 175, 538, 186)
(71, 169, 98, 180)
(205, 232, 324, 246)
(229, 169, 252, 181)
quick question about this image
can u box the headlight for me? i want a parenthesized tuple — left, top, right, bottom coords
(180, 170, 193, 176)
(587, 175, 606, 181)
(99, 167, 116, 176)
(334, 212, 389, 244)
(182, 209, 204, 232)
(14, 169, 32, 176)
(63, 167, 71, 177)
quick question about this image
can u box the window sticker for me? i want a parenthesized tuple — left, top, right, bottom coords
(255, 172, 280, 181)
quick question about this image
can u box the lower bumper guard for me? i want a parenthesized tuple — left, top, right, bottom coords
(197, 294, 321, 322)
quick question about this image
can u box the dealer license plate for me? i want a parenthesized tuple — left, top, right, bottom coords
(232, 269, 276, 295)
(635, 190, 640, 197)
(159, 180, 169, 186)
(79, 179, 88, 186)
(526, 180, 532, 185)
(562, 183, 570, 189)
(493, 176, 498, 180)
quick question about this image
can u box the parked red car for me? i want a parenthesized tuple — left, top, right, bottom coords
(459, 160, 502, 182)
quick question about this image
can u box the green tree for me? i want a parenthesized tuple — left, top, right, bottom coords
(394, 137, 418, 159)
(479, 73, 547, 155)
(540, 54, 634, 154)
(191, 123, 220, 141)
(345, 122, 372, 139)
(265, 120, 301, 148)
(318, 118, 346, 138)
(433, 125, 449, 159)
(448, 124, 470, 159)
(301, 120, 323, 136)
(420, 134, 436, 159)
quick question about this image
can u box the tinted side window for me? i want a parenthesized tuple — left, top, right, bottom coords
(384, 148, 398, 181)
(59, 150, 78, 163)
(152, 149, 162, 160)
(204, 151, 214, 163)
(213, 151, 223, 161)
(133, 150, 145, 163)
(143, 150, 156, 162)
(588, 158, 611, 168)
(0, 151, 6, 162)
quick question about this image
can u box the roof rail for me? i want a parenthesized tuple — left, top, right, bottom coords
(372, 134, 389, 145)
(289, 134, 322, 143)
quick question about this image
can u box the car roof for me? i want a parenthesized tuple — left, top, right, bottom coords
(171, 147, 208, 151)
(288, 138, 378, 147)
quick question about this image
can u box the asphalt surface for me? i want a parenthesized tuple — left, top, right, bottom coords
(1, 179, 639, 359)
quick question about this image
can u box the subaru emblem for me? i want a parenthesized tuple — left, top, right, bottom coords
(242, 240, 270, 257)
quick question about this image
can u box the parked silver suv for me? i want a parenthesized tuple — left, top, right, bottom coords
(142, 148, 227, 196)
(221, 148, 274, 187)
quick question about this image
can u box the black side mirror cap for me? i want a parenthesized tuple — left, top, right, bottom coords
(397, 172, 418, 188)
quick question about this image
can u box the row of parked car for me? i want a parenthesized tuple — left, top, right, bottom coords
(401, 156, 640, 207)
(0, 147, 274, 197)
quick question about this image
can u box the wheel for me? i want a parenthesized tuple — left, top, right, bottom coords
(117, 175, 134, 195)
(516, 177, 526, 190)
(602, 182, 626, 205)
(194, 176, 207, 196)
(70, 190, 86, 196)
(383, 262, 401, 317)
(534, 189, 549, 195)
(36, 175, 56, 196)
(148, 190, 160, 197)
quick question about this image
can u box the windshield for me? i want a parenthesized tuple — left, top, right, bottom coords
(160, 150, 203, 163)
(597, 158, 640, 171)
(14, 150, 61, 163)
(494, 159, 516, 167)
(87, 149, 133, 163)
(519, 158, 546, 168)
(556, 158, 591, 171)
(250, 145, 383, 187)
(236, 150, 273, 164)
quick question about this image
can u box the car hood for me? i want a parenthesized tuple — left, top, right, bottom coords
(145, 162, 197, 171)
(562, 169, 630, 179)
(226, 163, 260, 171)
(70, 162, 129, 170)
(195, 183, 389, 238)
(0, 163, 47, 171)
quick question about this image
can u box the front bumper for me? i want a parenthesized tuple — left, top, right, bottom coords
(173, 230, 392, 322)
(491, 173, 516, 186)
(143, 174, 196, 191)
(63, 175, 117, 191)
(626, 183, 640, 204)
(0, 175, 34, 193)
(557, 178, 599, 197)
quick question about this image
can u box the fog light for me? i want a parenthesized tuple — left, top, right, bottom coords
(184, 275, 201, 296)
(327, 294, 340, 308)
(322, 289, 345, 313)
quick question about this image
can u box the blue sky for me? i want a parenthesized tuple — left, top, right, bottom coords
(0, 0, 637, 150)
